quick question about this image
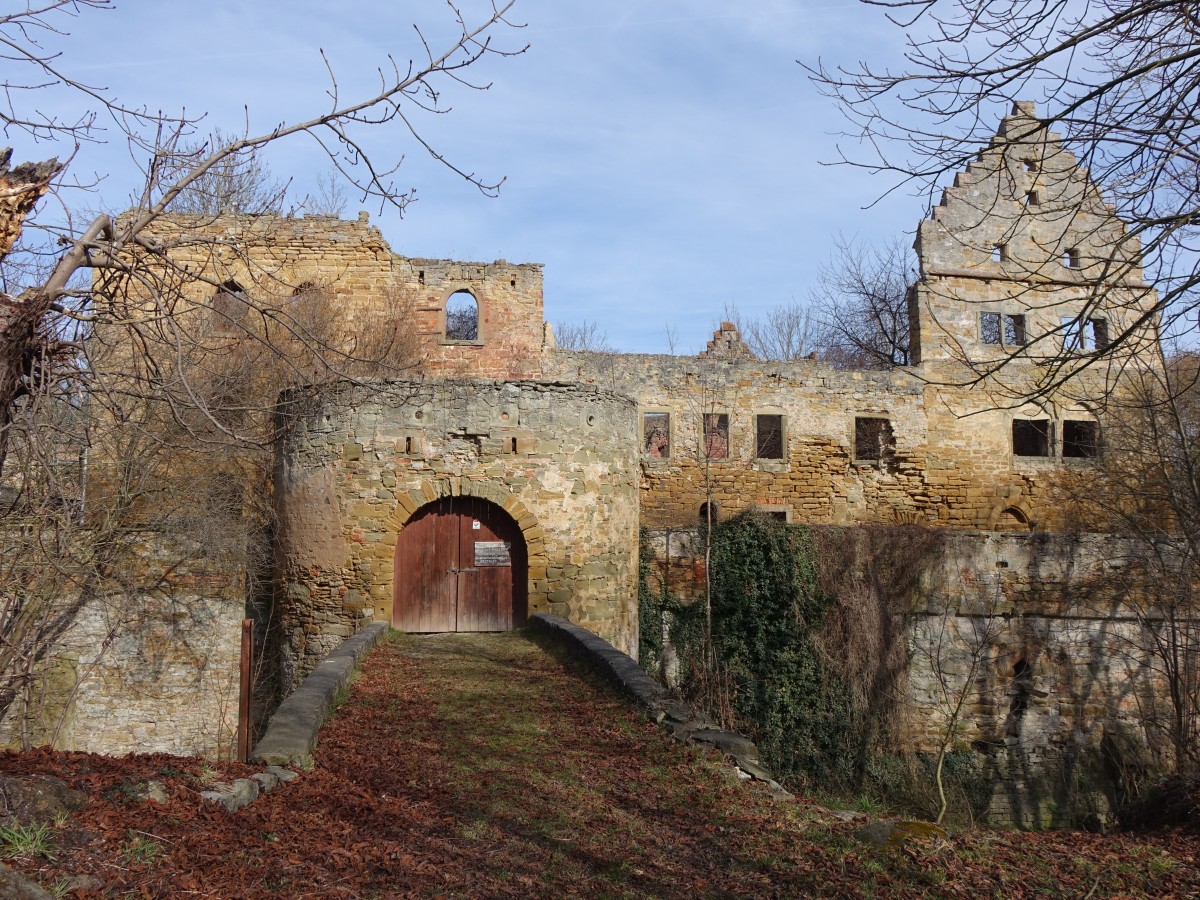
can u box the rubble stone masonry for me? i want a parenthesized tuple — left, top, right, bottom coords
(22, 100, 1178, 821)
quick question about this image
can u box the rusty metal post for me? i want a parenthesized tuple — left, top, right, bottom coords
(237, 618, 253, 763)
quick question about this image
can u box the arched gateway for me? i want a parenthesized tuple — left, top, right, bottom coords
(393, 496, 528, 632)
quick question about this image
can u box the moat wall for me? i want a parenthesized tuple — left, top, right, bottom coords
(644, 525, 1165, 827)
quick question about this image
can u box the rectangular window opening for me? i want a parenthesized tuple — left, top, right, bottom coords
(643, 412, 670, 458)
(1003, 314, 1027, 347)
(703, 413, 729, 459)
(1062, 316, 1083, 351)
(755, 414, 784, 460)
(1013, 419, 1052, 457)
(854, 416, 895, 462)
(981, 312, 1002, 345)
(1089, 318, 1109, 350)
(1062, 420, 1099, 458)
(1063, 248, 1080, 269)
(1025, 190, 1039, 206)
(992, 244, 1007, 263)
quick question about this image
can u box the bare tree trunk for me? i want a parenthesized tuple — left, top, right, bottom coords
(0, 153, 63, 476)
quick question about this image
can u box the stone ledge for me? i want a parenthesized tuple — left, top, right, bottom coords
(527, 613, 787, 794)
(249, 621, 389, 767)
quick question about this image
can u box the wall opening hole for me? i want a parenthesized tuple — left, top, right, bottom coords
(1063, 420, 1099, 458)
(854, 416, 895, 462)
(643, 412, 670, 458)
(445, 290, 479, 341)
(755, 414, 784, 459)
(981, 312, 1002, 345)
(1012, 419, 1052, 456)
(702, 413, 729, 459)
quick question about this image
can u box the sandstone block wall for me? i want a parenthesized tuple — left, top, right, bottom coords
(274, 378, 640, 687)
(545, 348, 1107, 533)
(545, 350, 931, 528)
(140, 212, 548, 380)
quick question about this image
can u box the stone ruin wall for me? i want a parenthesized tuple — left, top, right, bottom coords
(545, 348, 1099, 534)
(0, 531, 243, 760)
(909, 531, 1161, 827)
(643, 525, 1165, 826)
(140, 213, 548, 380)
(23, 101, 1165, 768)
(274, 379, 640, 688)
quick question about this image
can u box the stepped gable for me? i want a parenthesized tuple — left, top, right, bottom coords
(699, 321, 754, 359)
(916, 101, 1142, 285)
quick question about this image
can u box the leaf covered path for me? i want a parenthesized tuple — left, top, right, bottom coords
(3, 630, 1200, 897)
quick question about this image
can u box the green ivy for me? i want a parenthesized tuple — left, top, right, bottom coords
(708, 513, 858, 788)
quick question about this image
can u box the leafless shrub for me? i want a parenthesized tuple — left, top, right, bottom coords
(553, 320, 615, 353)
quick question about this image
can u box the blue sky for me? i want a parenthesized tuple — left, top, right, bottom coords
(25, 1, 926, 353)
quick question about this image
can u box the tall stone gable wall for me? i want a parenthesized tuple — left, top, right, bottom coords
(274, 379, 639, 686)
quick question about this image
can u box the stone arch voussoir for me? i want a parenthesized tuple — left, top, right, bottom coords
(986, 499, 1035, 532)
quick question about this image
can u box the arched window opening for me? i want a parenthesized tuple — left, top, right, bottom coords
(291, 280, 319, 299)
(211, 280, 248, 332)
(699, 501, 719, 526)
(445, 290, 479, 341)
(995, 507, 1032, 532)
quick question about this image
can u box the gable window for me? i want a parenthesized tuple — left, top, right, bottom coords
(1062, 420, 1099, 458)
(1023, 159, 1038, 173)
(854, 416, 895, 462)
(981, 312, 1027, 348)
(1062, 316, 1109, 351)
(445, 290, 479, 341)
(643, 412, 670, 458)
(755, 414, 784, 459)
(1013, 419, 1052, 456)
(702, 413, 729, 459)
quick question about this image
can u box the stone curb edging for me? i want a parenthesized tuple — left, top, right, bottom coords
(527, 614, 790, 796)
(249, 620, 389, 768)
(200, 765, 299, 813)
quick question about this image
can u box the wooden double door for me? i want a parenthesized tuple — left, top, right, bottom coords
(392, 496, 527, 632)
